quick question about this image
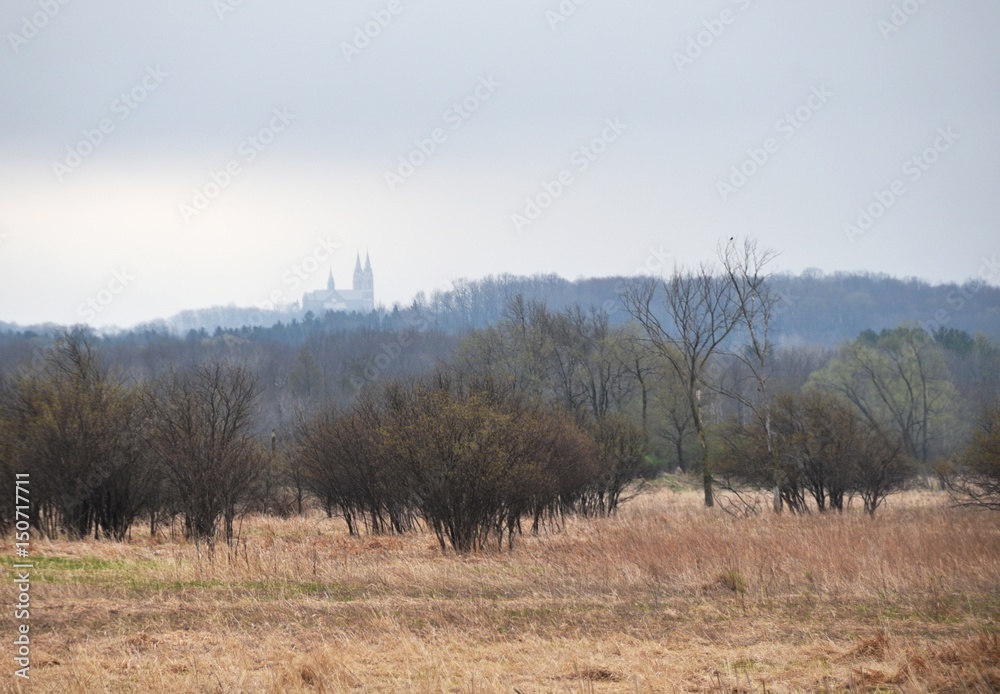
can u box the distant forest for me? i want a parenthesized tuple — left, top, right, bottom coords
(3, 269, 997, 345)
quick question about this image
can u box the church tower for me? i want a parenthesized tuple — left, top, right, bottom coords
(352, 253, 364, 290)
(362, 252, 374, 292)
(350, 251, 374, 311)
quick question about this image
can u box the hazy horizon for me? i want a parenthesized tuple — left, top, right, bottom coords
(3, 262, 997, 336)
(2, 1, 998, 328)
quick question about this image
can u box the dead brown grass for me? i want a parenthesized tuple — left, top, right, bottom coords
(2, 486, 999, 692)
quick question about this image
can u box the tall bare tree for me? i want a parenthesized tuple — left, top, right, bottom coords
(622, 263, 741, 507)
(717, 238, 782, 511)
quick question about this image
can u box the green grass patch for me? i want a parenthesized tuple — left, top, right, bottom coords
(720, 568, 747, 594)
(19, 555, 360, 601)
(25, 556, 132, 571)
(20, 555, 159, 583)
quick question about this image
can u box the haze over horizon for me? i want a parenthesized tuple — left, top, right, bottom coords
(1, 1, 998, 329)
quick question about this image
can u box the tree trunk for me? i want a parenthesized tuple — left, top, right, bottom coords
(635, 358, 648, 438)
(702, 463, 714, 508)
(692, 387, 713, 507)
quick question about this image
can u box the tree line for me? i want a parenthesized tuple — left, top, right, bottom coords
(1, 239, 999, 548)
(0, 329, 647, 551)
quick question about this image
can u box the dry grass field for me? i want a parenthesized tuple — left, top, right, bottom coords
(4, 482, 1000, 693)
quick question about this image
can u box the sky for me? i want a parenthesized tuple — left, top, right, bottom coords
(1, 0, 998, 329)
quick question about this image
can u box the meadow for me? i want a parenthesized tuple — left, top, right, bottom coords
(4, 482, 999, 693)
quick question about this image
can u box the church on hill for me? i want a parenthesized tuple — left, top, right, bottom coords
(301, 252, 375, 314)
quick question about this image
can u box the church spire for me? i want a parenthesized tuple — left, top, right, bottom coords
(353, 251, 364, 290)
(327, 268, 335, 290)
(364, 251, 372, 273)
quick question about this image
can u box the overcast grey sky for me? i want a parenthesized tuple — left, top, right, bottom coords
(1, 0, 998, 328)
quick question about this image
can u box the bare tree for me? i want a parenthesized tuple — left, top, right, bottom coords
(583, 415, 647, 515)
(654, 377, 697, 472)
(617, 325, 658, 439)
(294, 393, 413, 535)
(851, 422, 912, 517)
(567, 306, 634, 419)
(456, 297, 634, 420)
(717, 238, 782, 511)
(622, 264, 741, 507)
(145, 362, 263, 545)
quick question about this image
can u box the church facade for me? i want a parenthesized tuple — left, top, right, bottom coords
(301, 253, 374, 314)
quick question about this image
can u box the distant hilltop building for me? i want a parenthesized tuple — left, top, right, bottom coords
(302, 252, 374, 314)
